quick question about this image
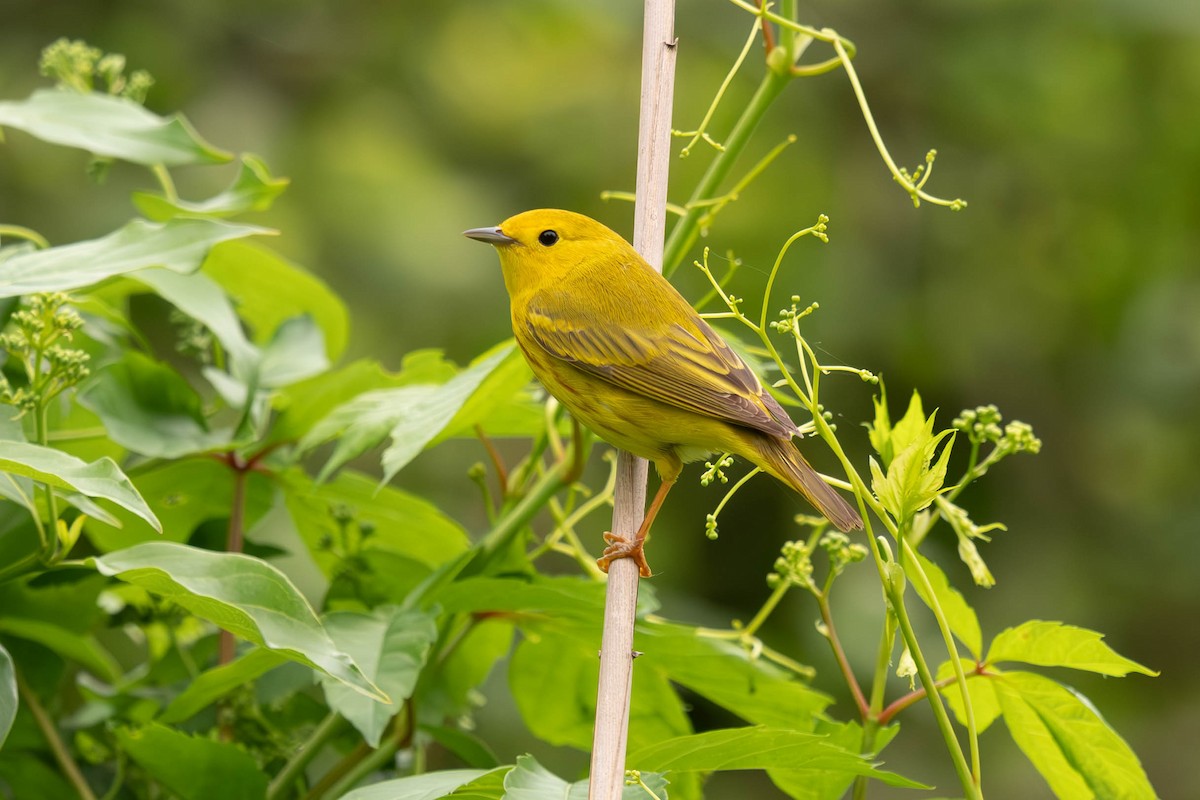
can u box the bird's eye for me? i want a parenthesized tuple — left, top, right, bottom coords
(538, 230, 559, 246)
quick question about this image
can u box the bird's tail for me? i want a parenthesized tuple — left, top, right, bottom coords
(749, 435, 863, 532)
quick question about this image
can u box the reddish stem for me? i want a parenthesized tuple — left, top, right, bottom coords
(219, 455, 251, 667)
(818, 594, 870, 719)
(758, 0, 776, 53)
(878, 662, 990, 725)
(475, 424, 510, 503)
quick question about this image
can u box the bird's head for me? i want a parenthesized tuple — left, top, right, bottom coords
(464, 209, 630, 297)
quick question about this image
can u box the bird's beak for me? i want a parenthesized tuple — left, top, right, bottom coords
(463, 226, 516, 245)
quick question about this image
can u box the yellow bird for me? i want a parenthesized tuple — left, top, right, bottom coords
(465, 209, 861, 577)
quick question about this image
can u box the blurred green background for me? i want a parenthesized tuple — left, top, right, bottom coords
(2, 0, 1196, 796)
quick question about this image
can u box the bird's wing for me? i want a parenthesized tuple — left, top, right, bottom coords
(523, 297, 798, 439)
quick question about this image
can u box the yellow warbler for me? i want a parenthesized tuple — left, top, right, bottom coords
(465, 209, 861, 577)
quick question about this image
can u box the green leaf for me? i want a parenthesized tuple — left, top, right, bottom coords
(0, 218, 267, 298)
(0, 570, 107, 634)
(300, 343, 523, 482)
(509, 628, 690, 754)
(0, 618, 120, 682)
(337, 768, 494, 800)
(415, 617, 513, 723)
(442, 766, 510, 799)
(888, 391, 930, 461)
(768, 719, 901, 800)
(115, 722, 268, 800)
(870, 408, 955, 522)
(0, 755, 73, 799)
(0, 642, 15, 751)
(994, 671, 1157, 799)
(937, 660, 1001, 733)
(158, 648, 287, 724)
(0, 442, 160, 531)
(865, 383, 895, 463)
(269, 359, 399, 445)
(503, 754, 668, 800)
(905, 549, 983, 658)
(629, 726, 923, 788)
(282, 468, 469, 577)
(77, 351, 230, 458)
(0, 89, 231, 165)
(257, 315, 329, 388)
(131, 266, 260, 377)
(436, 341, 534, 441)
(134, 154, 288, 220)
(635, 620, 831, 730)
(321, 605, 438, 747)
(434, 574, 608, 621)
(418, 724, 501, 770)
(987, 620, 1158, 677)
(84, 459, 272, 552)
(204, 240, 348, 360)
(91, 542, 386, 701)
(867, 386, 930, 467)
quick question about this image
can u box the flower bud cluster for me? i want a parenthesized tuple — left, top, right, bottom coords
(39, 38, 154, 102)
(953, 405, 1041, 457)
(820, 530, 867, 577)
(700, 454, 734, 487)
(952, 404, 1004, 444)
(767, 539, 815, 590)
(170, 310, 214, 363)
(770, 295, 820, 335)
(0, 294, 90, 417)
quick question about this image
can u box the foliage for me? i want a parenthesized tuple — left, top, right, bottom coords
(0, 18, 1159, 800)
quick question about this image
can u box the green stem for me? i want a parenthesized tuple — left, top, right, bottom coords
(34, 401, 59, 559)
(902, 538, 981, 785)
(45, 427, 111, 442)
(17, 669, 98, 800)
(267, 712, 346, 800)
(304, 742, 369, 800)
(886, 580, 981, 800)
(801, 413, 977, 796)
(0, 224, 50, 249)
(322, 741, 401, 799)
(0, 549, 45, 584)
(319, 712, 410, 800)
(663, 69, 790, 277)
(98, 752, 126, 800)
(852, 613, 897, 800)
(474, 459, 570, 568)
(151, 164, 178, 202)
(739, 577, 790, 639)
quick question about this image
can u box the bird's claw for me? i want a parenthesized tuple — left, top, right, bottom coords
(597, 531, 652, 578)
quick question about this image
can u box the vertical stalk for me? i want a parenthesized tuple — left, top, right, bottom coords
(853, 612, 896, 800)
(887, 580, 980, 800)
(589, 2, 676, 799)
(31, 402, 55, 555)
(219, 462, 249, 667)
(662, 68, 789, 277)
(267, 712, 345, 800)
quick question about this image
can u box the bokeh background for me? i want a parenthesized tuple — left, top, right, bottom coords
(2, 1, 1196, 797)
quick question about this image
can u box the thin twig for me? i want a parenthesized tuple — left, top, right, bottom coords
(475, 424, 510, 502)
(817, 592, 870, 719)
(17, 669, 98, 800)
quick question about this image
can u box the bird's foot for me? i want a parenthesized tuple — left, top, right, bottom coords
(597, 531, 652, 578)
